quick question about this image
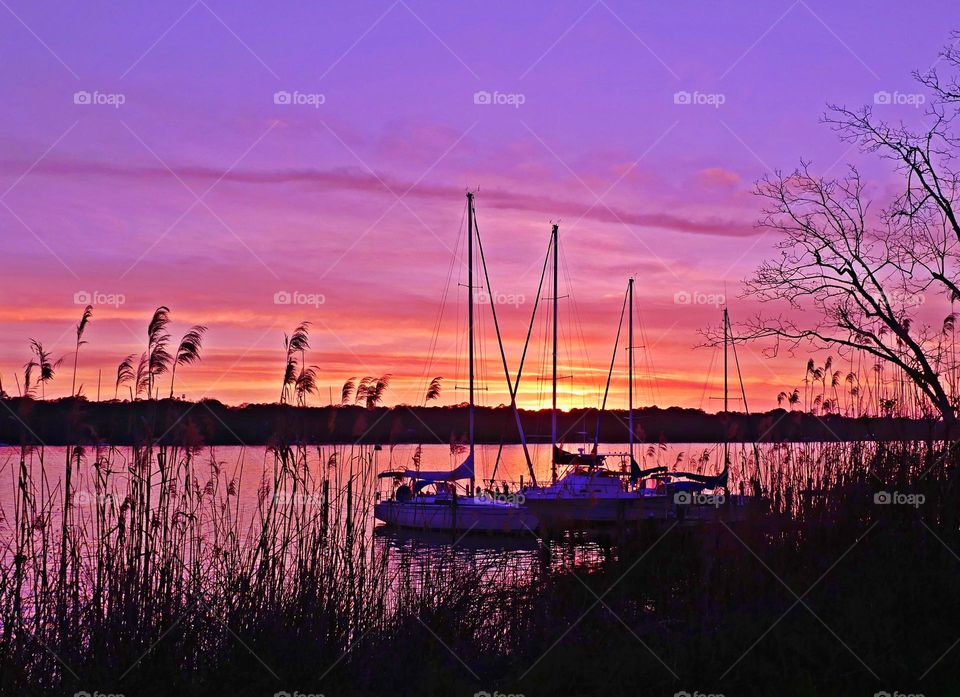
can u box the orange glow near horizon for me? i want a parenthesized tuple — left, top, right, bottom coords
(0, 293, 814, 413)
(1, 3, 949, 414)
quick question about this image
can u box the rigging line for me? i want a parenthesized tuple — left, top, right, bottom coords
(489, 440, 505, 483)
(534, 285, 549, 468)
(534, 252, 551, 414)
(594, 282, 629, 449)
(563, 302, 587, 412)
(636, 305, 663, 407)
(560, 294, 574, 402)
(539, 269, 550, 400)
(728, 310, 763, 486)
(626, 286, 659, 407)
(698, 345, 719, 411)
(511, 232, 552, 405)
(559, 241, 602, 408)
(556, 262, 586, 414)
(452, 249, 465, 434)
(425, 204, 467, 393)
(570, 286, 599, 409)
(473, 213, 539, 486)
(417, 201, 467, 404)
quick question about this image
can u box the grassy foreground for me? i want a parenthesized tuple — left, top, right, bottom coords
(1, 440, 959, 696)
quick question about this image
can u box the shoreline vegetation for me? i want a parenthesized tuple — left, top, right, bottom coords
(2, 438, 959, 696)
(0, 396, 948, 446)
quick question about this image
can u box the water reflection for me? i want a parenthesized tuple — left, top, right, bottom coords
(373, 523, 619, 592)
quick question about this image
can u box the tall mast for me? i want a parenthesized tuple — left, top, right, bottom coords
(628, 277, 635, 464)
(723, 306, 729, 413)
(551, 223, 559, 484)
(467, 192, 476, 466)
(723, 305, 729, 467)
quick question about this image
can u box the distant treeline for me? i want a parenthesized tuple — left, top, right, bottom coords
(0, 397, 946, 446)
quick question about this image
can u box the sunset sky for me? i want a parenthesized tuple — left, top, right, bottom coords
(0, 1, 953, 410)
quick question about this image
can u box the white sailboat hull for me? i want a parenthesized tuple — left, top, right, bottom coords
(374, 498, 539, 534)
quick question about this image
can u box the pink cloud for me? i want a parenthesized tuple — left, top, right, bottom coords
(3, 157, 759, 238)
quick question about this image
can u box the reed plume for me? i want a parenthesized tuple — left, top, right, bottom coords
(295, 364, 320, 405)
(354, 376, 373, 405)
(22, 360, 35, 398)
(115, 353, 136, 400)
(356, 374, 390, 409)
(425, 376, 443, 402)
(146, 306, 172, 399)
(341, 377, 357, 405)
(280, 322, 311, 404)
(169, 324, 207, 398)
(26, 338, 62, 399)
(135, 352, 149, 399)
(71, 305, 93, 397)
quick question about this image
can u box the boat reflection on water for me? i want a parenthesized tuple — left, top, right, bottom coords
(373, 525, 542, 554)
(372, 523, 619, 581)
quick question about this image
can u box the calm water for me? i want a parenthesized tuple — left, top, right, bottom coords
(0, 441, 738, 516)
(1, 442, 701, 585)
(0, 440, 814, 592)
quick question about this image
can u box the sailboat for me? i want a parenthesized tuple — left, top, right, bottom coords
(523, 269, 673, 527)
(373, 193, 539, 534)
(524, 265, 741, 529)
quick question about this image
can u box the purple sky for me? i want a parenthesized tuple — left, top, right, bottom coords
(0, 1, 954, 409)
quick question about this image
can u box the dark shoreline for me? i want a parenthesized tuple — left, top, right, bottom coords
(0, 397, 945, 446)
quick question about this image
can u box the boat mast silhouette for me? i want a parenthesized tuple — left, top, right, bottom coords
(551, 223, 559, 484)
